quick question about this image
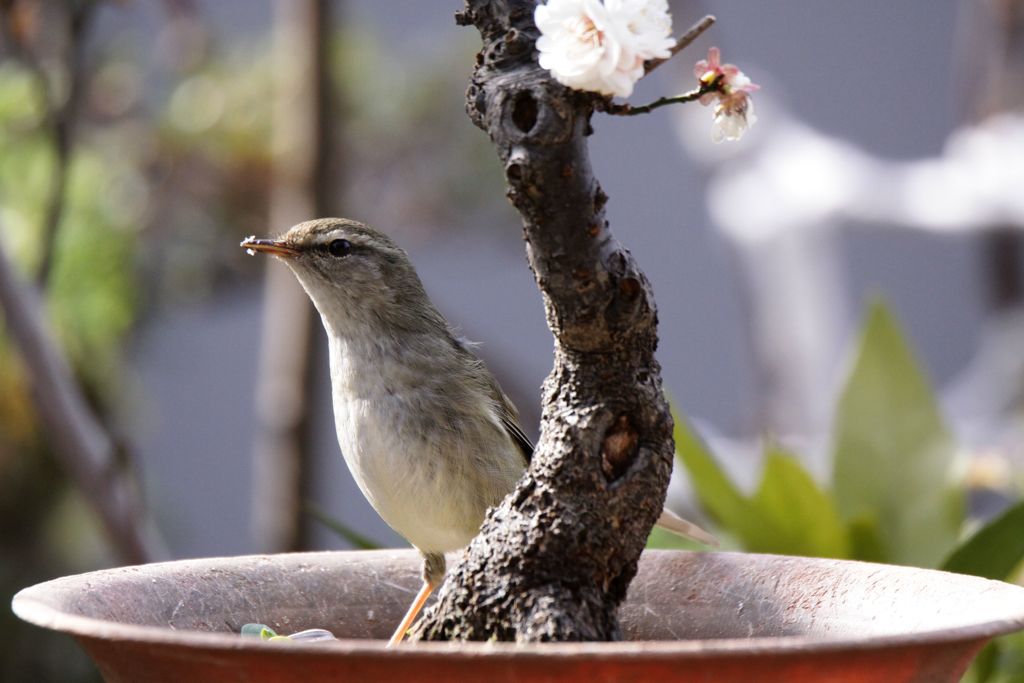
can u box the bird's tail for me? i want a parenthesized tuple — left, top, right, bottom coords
(655, 508, 719, 547)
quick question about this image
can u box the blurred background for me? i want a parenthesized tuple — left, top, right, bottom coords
(1, 0, 1022, 680)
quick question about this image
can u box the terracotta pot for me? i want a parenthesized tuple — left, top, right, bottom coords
(12, 549, 1024, 682)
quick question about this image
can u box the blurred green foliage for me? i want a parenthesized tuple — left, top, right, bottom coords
(0, 55, 131, 683)
(0, 4, 1017, 683)
(656, 300, 1024, 683)
(0, 6, 509, 679)
(833, 302, 963, 566)
(0, 7, 275, 681)
(330, 28, 508, 236)
(945, 498, 1024, 683)
(674, 419, 849, 558)
(943, 499, 1024, 580)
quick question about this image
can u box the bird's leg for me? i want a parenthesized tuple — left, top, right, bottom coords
(388, 552, 445, 646)
(387, 580, 435, 646)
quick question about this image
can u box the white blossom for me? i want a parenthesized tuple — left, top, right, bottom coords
(712, 93, 757, 143)
(535, 0, 675, 99)
(695, 47, 759, 143)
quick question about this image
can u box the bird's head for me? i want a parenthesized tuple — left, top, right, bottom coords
(242, 218, 439, 338)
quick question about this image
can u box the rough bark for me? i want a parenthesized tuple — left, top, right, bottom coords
(413, 0, 674, 641)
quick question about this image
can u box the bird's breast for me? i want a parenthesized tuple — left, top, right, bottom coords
(327, 345, 523, 554)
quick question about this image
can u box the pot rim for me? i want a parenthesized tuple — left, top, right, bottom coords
(13, 549, 1024, 659)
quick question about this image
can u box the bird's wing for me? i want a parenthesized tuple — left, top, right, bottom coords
(499, 405, 534, 465)
(451, 333, 534, 466)
(487, 370, 533, 466)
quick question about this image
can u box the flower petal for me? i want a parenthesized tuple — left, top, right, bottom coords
(535, 0, 673, 98)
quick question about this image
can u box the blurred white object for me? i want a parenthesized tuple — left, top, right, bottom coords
(709, 112, 1024, 239)
(698, 110, 858, 434)
(676, 94, 1024, 442)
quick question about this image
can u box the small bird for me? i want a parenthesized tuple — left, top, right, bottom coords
(242, 218, 715, 645)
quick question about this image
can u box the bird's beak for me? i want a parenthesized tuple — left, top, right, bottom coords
(240, 236, 299, 258)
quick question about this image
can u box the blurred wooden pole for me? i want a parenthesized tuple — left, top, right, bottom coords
(252, 0, 335, 552)
(958, 0, 1024, 311)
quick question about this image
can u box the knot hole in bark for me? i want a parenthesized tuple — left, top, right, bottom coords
(601, 414, 639, 482)
(603, 249, 649, 330)
(512, 90, 538, 134)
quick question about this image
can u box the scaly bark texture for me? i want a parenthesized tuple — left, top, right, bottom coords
(413, 0, 674, 641)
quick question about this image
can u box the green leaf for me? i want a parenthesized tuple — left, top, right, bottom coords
(846, 515, 888, 563)
(748, 448, 849, 558)
(673, 414, 762, 540)
(831, 300, 963, 566)
(304, 501, 381, 550)
(963, 642, 999, 683)
(965, 633, 1024, 683)
(674, 412, 848, 558)
(942, 499, 1024, 580)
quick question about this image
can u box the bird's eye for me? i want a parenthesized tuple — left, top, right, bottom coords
(327, 239, 352, 257)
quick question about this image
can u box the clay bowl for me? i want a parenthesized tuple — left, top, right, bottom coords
(13, 549, 1024, 682)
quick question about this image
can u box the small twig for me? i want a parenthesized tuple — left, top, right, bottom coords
(0, 1, 97, 288)
(34, 2, 97, 288)
(604, 80, 718, 116)
(0, 4, 52, 98)
(644, 14, 715, 75)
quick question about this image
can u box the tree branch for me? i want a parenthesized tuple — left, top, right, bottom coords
(0, 236, 167, 565)
(0, 1, 98, 288)
(643, 13, 715, 76)
(413, 0, 675, 641)
(38, 3, 95, 288)
(602, 83, 715, 116)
